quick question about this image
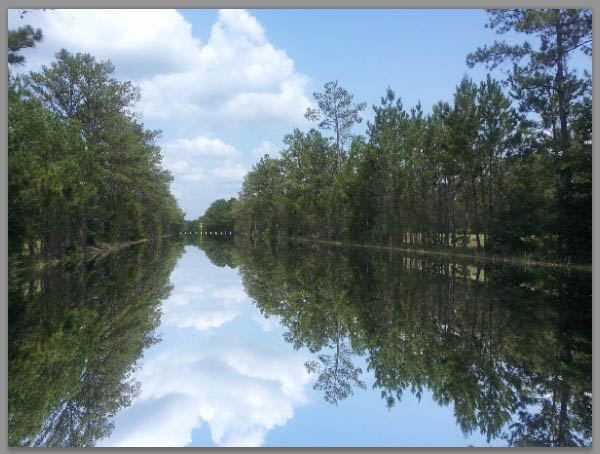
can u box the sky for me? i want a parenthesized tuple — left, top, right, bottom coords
(96, 245, 501, 447)
(8, 8, 590, 219)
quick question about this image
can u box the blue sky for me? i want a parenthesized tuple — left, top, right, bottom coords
(8, 9, 589, 219)
(96, 245, 501, 447)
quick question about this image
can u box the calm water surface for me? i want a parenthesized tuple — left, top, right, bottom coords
(8, 238, 592, 447)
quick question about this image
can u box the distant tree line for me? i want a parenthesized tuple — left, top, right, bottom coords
(202, 9, 591, 262)
(9, 35, 185, 258)
(191, 198, 236, 233)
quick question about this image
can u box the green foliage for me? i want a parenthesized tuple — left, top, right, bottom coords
(27, 49, 141, 139)
(196, 237, 237, 268)
(199, 198, 236, 233)
(305, 80, 367, 170)
(467, 8, 592, 260)
(8, 25, 43, 65)
(235, 155, 286, 237)
(217, 12, 592, 262)
(8, 49, 185, 257)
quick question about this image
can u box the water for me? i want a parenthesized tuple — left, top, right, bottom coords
(8, 238, 592, 447)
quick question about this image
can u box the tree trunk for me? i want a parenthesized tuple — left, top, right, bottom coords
(555, 18, 570, 155)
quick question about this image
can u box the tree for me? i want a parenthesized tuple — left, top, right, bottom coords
(8, 75, 90, 256)
(279, 128, 336, 238)
(466, 9, 591, 149)
(200, 198, 236, 233)
(236, 156, 285, 238)
(8, 25, 43, 65)
(467, 9, 592, 260)
(475, 75, 520, 250)
(305, 80, 366, 171)
(226, 62, 588, 261)
(9, 50, 184, 256)
(447, 77, 482, 248)
(305, 340, 366, 406)
(362, 88, 411, 246)
(216, 237, 590, 444)
(27, 49, 140, 141)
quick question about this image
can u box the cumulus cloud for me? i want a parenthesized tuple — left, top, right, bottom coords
(102, 346, 312, 447)
(211, 164, 247, 182)
(97, 393, 203, 448)
(160, 250, 254, 333)
(252, 140, 280, 160)
(8, 9, 200, 80)
(161, 135, 247, 189)
(251, 313, 282, 332)
(137, 9, 312, 128)
(163, 137, 240, 159)
(9, 8, 312, 130)
(161, 283, 247, 331)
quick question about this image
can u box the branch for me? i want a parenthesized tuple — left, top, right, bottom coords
(563, 39, 592, 55)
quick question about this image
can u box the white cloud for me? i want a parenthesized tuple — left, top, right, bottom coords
(96, 246, 315, 447)
(102, 346, 312, 447)
(218, 8, 266, 43)
(211, 164, 247, 182)
(252, 140, 280, 159)
(212, 287, 247, 300)
(162, 283, 246, 331)
(136, 9, 312, 128)
(162, 135, 246, 185)
(8, 9, 201, 80)
(251, 313, 282, 332)
(162, 291, 239, 331)
(97, 394, 204, 447)
(163, 137, 239, 159)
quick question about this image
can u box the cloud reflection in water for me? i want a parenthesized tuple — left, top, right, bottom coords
(99, 246, 312, 447)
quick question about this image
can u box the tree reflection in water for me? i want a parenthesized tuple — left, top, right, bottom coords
(10, 235, 590, 447)
(8, 240, 184, 447)
(196, 237, 592, 447)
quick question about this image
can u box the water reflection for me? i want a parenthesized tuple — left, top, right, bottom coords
(98, 244, 312, 447)
(195, 238, 592, 447)
(8, 240, 184, 447)
(8, 237, 592, 447)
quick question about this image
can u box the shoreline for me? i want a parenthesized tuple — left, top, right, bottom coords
(85, 238, 149, 262)
(287, 236, 592, 272)
(10, 237, 165, 275)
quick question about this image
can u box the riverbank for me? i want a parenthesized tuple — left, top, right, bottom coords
(288, 236, 592, 272)
(10, 239, 152, 276)
(85, 239, 149, 263)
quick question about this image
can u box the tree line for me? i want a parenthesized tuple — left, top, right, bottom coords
(199, 9, 591, 262)
(8, 27, 186, 259)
